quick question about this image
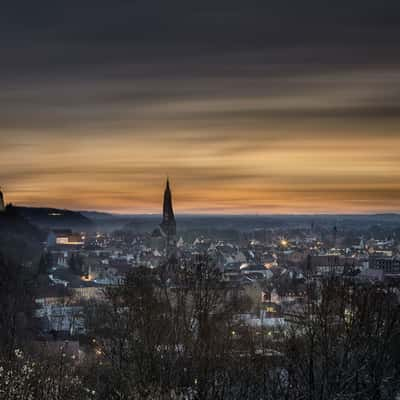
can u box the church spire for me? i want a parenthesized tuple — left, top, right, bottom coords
(160, 178, 177, 258)
(161, 178, 176, 235)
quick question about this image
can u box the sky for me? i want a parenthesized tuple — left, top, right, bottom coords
(1, 0, 400, 214)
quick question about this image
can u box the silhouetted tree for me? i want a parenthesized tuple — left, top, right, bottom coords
(82, 262, 400, 399)
(0, 254, 34, 355)
(283, 277, 400, 400)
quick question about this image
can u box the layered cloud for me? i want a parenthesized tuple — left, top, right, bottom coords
(0, 1, 399, 213)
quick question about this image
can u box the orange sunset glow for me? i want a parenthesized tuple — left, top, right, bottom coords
(2, 116, 400, 214)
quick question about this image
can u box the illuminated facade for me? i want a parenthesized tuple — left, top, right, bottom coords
(47, 229, 85, 247)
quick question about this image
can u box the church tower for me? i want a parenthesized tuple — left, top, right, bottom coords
(159, 178, 176, 255)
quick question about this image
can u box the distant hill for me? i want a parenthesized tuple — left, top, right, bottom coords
(122, 213, 400, 239)
(80, 211, 141, 232)
(7, 207, 400, 238)
(0, 206, 44, 263)
(80, 211, 117, 220)
(16, 206, 93, 231)
(123, 215, 161, 233)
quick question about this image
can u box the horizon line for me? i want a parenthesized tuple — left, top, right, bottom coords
(13, 204, 400, 217)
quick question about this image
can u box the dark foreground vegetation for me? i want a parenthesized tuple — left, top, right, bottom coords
(0, 253, 400, 400)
